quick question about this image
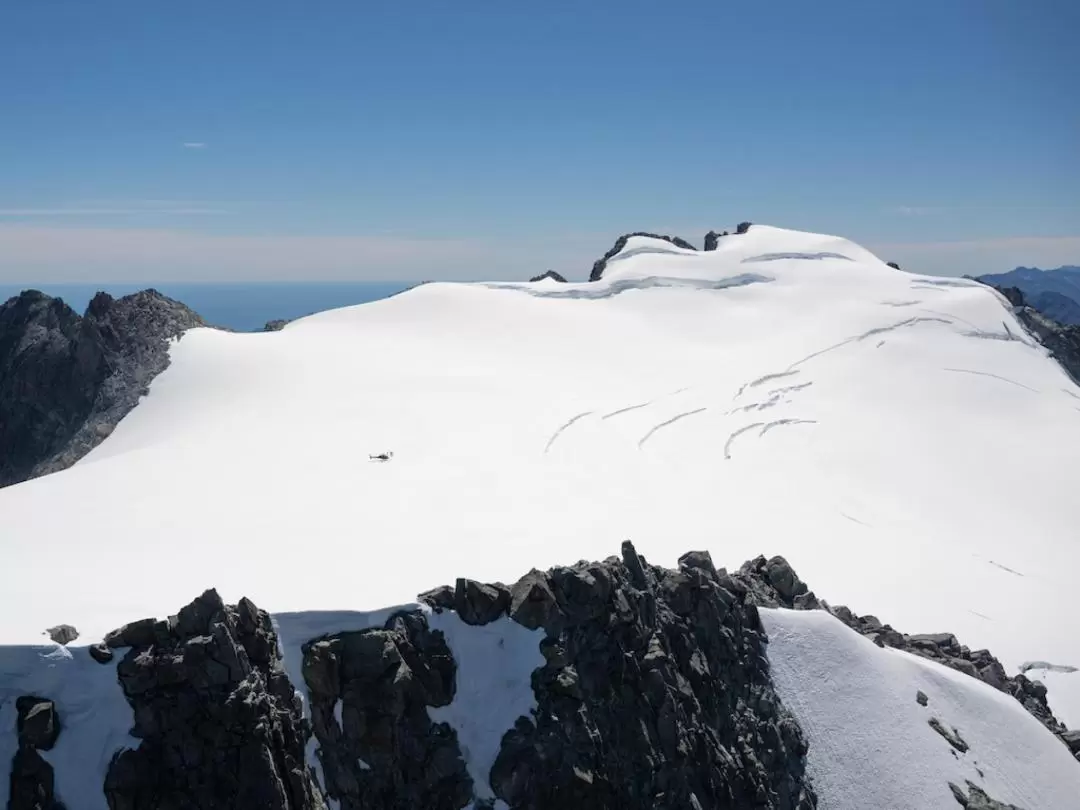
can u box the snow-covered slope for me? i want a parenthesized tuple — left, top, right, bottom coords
(2, 225, 1078, 762)
(762, 608, 1080, 809)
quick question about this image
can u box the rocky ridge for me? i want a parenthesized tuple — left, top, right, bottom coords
(528, 271, 568, 283)
(8, 545, 1077, 809)
(589, 233, 698, 282)
(0, 289, 205, 488)
(977, 283, 1080, 386)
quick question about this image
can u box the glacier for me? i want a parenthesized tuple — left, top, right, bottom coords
(1, 224, 1078, 806)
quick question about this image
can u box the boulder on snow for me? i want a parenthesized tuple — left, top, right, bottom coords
(16, 696, 60, 750)
(736, 221, 753, 235)
(45, 624, 78, 645)
(886, 261, 901, 270)
(88, 642, 114, 664)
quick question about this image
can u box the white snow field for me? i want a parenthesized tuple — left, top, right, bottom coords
(2, 224, 1079, 804)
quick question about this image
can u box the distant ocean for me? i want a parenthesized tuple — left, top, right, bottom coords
(0, 282, 417, 332)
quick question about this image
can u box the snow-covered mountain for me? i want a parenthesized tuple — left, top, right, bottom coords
(2, 225, 1079, 808)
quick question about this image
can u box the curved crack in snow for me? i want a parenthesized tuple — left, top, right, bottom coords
(942, 369, 1038, 393)
(544, 411, 592, 453)
(637, 408, 708, 448)
(483, 274, 773, 300)
(723, 422, 765, 460)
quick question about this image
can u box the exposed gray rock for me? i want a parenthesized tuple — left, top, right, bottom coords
(948, 780, 1024, 809)
(929, 717, 969, 753)
(703, 230, 730, 251)
(529, 270, 568, 283)
(453, 577, 510, 626)
(486, 541, 816, 809)
(45, 624, 78, 645)
(508, 568, 562, 631)
(887, 261, 901, 270)
(102, 589, 325, 810)
(1061, 729, 1080, 753)
(916, 690, 929, 707)
(300, 609, 471, 810)
(589, 233, 697, 281)
(8, 747, 64, 810)
(88, 642, 114, 664)
(736, 221, 753, 235)
(976, 282, 1080, 386)
(103, 617, 158, 649)
(16, 697, 60, 750)
(0, 289, 205, 488)
(263, 319, 291, 332)
(8, 696, 64, 809)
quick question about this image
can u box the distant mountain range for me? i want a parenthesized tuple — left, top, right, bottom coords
(978, 266, 1080, 325)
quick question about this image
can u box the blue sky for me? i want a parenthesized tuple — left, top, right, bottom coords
(1, 0, 1077, 281)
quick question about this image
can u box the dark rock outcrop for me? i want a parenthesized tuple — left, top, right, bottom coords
(45, 624, 78, 645)
(979, 283, 1080, 385)
(102, 589, 326, 810)
(299, 610, 473, 810)
(736, 221, 753, 235)
(16, 697, 60, 750)
(263, 319, 291, 332)
(886, 261, 901, 270)
(8, 697, 64, 810)
(703, 230, 730, 251)
(0, 289, 205, 488)
(948, 780, 1024, 809)
(589, 233, 697, 281)
(529, 271, 568, 283)
(415, 543, 817, 809)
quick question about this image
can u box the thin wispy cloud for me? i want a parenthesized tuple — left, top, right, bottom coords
(0, 207, 228, 216)
(182, 142, 207, 149)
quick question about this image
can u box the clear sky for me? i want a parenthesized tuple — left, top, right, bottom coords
(1, 0, 1077, 281)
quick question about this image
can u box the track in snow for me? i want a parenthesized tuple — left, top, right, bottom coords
(637, 408, 708, 449)
(942, 368, 1038, 393)
(544, 411, 593, 453)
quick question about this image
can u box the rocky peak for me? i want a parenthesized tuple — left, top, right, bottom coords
(0, 288, 206, 489)
(589, 233, 697, 282)
(529, 270, 568, 283)
(703, 230, 731, 251)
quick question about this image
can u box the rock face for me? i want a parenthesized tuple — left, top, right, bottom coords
(8, 697, 63, 810)
(980, 283, 1080, 385)
(528, 271, 568, 283)
(0, 289, 205, 488)
(589, 233, 697, 282)
(263, 319, 291, 332)
(103, 589, 326, 810)
(732, 556, 1077, 760)
(419, 542, 817, 809)
(703, 230, 730, 251)
(300, 611, 473, 810)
